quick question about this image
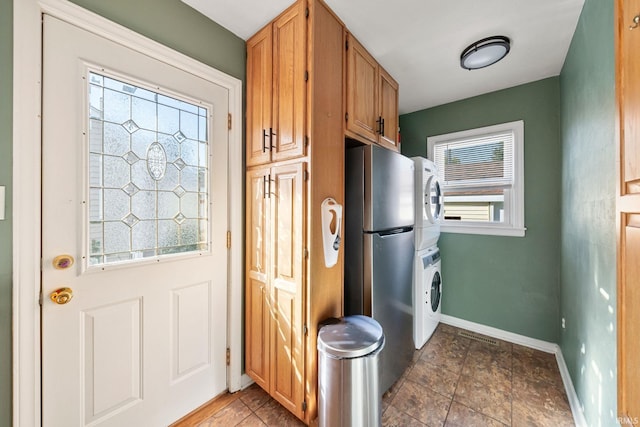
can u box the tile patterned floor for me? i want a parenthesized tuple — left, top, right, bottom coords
(173, 324, 575, 427)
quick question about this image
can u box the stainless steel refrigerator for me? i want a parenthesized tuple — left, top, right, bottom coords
(344, 144, 415, 393)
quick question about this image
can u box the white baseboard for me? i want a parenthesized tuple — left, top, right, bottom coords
(555, 349, 588, 427)
(441, 314, 557, 353)
(440, 314, 586, 427)
(240, 374, 254, 391)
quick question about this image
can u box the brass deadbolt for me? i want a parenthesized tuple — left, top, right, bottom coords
(52, 255, 75, 270)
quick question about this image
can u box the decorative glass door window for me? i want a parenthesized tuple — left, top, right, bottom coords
(87, 71, 210, 266)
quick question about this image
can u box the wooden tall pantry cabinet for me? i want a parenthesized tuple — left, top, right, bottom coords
(345, 34, 400, 151)
(244, 0, 345, 423)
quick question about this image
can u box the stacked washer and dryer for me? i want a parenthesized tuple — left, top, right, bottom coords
(412, 157, 443, 349)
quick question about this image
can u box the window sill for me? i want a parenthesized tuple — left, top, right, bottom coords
(441, 223, 526, 237)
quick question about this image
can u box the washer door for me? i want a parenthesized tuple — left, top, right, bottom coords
(430, 270, 442, 312)
(424, 175, 442, 224)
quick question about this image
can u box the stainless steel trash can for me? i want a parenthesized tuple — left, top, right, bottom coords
(317, 315, 385, 427)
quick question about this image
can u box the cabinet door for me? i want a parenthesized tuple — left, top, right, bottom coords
(272, 2, 307, 163)
(246, 26, 273, 167)
(618, 0, 640, 420)
(346, 34, 378, 143)
(269, 162, 305, 418)
(245, 168, 271, 389)
(378, 67, 399, 151)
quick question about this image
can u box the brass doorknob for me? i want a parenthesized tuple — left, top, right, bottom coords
(50, 287, 73, 305)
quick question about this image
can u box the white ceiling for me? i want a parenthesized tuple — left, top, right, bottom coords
(182, 0, 585, 114)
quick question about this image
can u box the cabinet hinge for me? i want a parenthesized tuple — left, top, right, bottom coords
(226, 231, 231, 249)
(303, 324, 308, 335)
(345, 39, 349, 51)
(226, 348, 231, 366)
(304, 248, 309, 259)
(302, 400, 307, 412)
(38, 291, 43, 307)
(227, 113, 232, 130)
(303, 170, 309, 181)
(305, 136, 310, 147)
(304, 71, 309, 82)
(345, 112, 349, 122)
(305, 7, 309, 18)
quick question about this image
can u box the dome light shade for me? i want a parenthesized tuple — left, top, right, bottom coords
(460, 36, 510, 70)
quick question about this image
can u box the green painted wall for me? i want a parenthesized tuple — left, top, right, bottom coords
(0, 0, 12, 426)
(1, 1, 245, 424)
(68, 0, 246, 81)
(559, 0, 617, 424)
(400, 77, 562, 342)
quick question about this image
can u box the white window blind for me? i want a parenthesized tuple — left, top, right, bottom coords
(433, 131, 514, 189)
(427, 120, 525, 237)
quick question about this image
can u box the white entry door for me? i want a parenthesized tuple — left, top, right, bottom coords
(42, 15, 229, 427)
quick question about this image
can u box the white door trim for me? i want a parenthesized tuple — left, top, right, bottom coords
(12, 1, 244, 426)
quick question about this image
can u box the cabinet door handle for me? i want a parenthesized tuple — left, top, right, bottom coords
(376, 117, 382, 135)
(270, 128, 277, 150)
(381, 118, 385, 137)
(262, 129, 268, 153)
(263, 175, 267, 199)
(268, 174, 272, 198)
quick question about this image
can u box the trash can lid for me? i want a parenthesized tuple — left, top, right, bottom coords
(317, 315, 384, 359)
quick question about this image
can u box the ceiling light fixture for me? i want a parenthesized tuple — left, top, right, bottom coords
(460, 36, 511, 70)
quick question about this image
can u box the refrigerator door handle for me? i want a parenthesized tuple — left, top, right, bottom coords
(374, 227, 414, 237)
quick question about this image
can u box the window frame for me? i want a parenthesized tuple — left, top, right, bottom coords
(427, 120, 525, 237)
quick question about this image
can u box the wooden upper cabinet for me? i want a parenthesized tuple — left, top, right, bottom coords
(246, 2, 307, 167)
(621, 0, 640, 188)
(346, 36, 378, 143)
(378, 67, 399, 150)
(246, 27, 273, 167)
(272, 3, 307, 163)
(345, 33, 400, 151)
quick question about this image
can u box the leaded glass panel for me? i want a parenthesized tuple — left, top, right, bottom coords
(87, 71, 210, 266)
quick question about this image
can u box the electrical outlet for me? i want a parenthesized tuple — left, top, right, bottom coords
(0, 186, 5, 221)
(561, 317, 566, 329)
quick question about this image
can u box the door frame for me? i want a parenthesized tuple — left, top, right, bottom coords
(12, 1, 245, 426)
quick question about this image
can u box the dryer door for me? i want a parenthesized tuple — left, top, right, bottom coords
(424, 175, 442, 224)
(430, 270, 442, 312)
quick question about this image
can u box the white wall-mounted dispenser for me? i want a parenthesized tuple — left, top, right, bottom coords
(321, 197, 342, 268)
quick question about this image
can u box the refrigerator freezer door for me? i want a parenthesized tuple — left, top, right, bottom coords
(364, 145, 415, 232)
(365, 229, 415, 393)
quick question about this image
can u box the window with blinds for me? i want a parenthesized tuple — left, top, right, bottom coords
(427, 120, 525, 237)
